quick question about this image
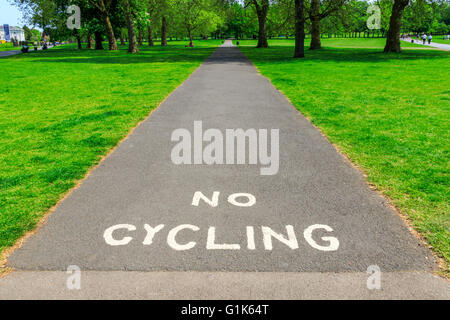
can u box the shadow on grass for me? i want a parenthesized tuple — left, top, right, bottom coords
(5, 44, 447, 66)
(4, 45, 218, 65)
(239, 46, 449, 64)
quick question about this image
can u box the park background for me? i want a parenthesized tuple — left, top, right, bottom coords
(0, 0, 449, 276)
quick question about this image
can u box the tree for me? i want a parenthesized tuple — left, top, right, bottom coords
(306, 0, 347, 50)
(86, 32, 94, 48)
(402, 0, 449, 34)
(266, 0, 294, 39)
(95, 31, 104, 49)
(10, 0, 57, 37)
(30, 28, 41, 44)
(147, 0, 160, 46)
(384, 0, 410, 52)
(174, 0, 221, 47)
(88, 0, 119, 50)
(123, 0, 139, 53)
(223, 1, 257, 39)
(162, 15, 168, 45)
(23, 25, 33, 41)
(246, 0, 270, 47)
(133, 0, 151, 46)
(294, 0, 305, 58)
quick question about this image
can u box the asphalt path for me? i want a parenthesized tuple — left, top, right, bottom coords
(0, 50, 21, 57)
(0, 45, 57, 58)
(403, 37, 450, 50)
(1, 40, 448, 299)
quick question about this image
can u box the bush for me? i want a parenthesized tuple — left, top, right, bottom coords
(0, 42, 14, 48)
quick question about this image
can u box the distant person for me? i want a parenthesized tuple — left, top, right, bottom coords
(428, 34, 432, 44)
(422, 34, 427, 44)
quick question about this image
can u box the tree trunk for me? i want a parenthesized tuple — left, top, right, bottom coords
(86, 32, 94, 49)
(124, 0, 139, 53)
(138, 27, 143, 46)
(119, 30, 125, 46)
(99, 0, 118, 50)
(255, 1, 269, 48)
(94, 32, 104, 50)
(310, 17, 321, 50)
(161, 16, 168, 46)
(188, 29, 194, 47)
(76, 32, 82, 49)
(294, 0, 305, 58)
(309, 0, 322, 50)
(148, 24, 154, 46)
(384, 0, 410, 53)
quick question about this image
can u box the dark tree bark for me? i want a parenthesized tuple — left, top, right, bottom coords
(307, 0, 347, 50)
(86, 32, 94, 49)
(98, 0, 118, 50)
(252, 0, 269, 48)
(384, 0, 410, 53)
(309, 0, 321, 50)
(148, 24, 154, 46)
(188, 28, 194, 47)
(138, 27, 143, 46)
(94, 32, 104, 50)
(119, 30, 126, 45)
(294, 0, 305, 58)
(76, 31, 82, 49)
(161, 16, 168, 46)
(124, 0, 139, 53)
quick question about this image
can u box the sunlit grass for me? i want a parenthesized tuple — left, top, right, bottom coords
(235, 37, 434, 49)
(0, 40, 220, 254)
(239, 41, 449, 272)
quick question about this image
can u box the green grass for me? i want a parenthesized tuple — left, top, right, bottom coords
(431, 39, 450, 45)
(238, 40, 449, 272)
(235, 38, 434, 49)
(0, 43, 21, 52)
(0, 40, 221, 255)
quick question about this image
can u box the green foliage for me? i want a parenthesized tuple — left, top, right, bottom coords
(172, 0, 223, 39)
(223, 1, 258, 38)
(30, 29, 41, 43)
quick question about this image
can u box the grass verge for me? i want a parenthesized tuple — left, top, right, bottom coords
(0, 40, 220, 256)
(235, 38, 435, 49)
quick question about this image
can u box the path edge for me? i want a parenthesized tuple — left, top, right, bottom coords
(0, 45, 222, 279)
(235, 46, 448, 279)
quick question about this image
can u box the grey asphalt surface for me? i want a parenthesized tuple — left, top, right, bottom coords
(0, 271, 448, 300)
(3, 41, 448, 299)
(403, 37, 450, 50)
(0, 50, 21, 57)
(0, 45, 57, 58)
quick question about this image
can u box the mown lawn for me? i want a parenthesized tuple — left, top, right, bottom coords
(0, 40, 221, 256)
(238, 40, 449, 272)
(235, 37, 434, 49)
(0, 43, 21, 52)
(431, 39, 450, 45)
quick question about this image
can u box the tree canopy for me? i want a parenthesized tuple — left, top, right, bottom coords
(9, 0, 450, 54)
